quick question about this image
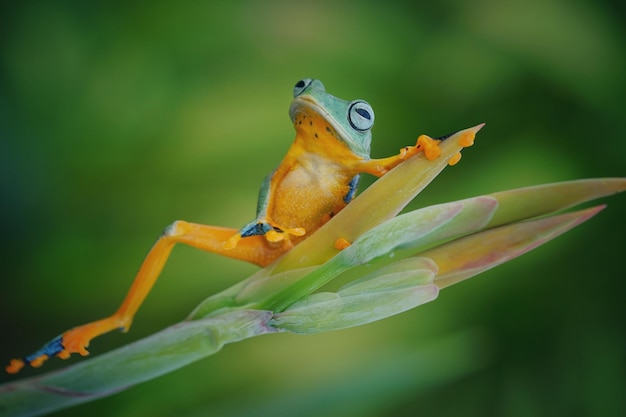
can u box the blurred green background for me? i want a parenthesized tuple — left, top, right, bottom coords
(1, 0, 625, 416)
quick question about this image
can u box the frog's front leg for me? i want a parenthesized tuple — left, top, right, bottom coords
(358, 134, 442, 177)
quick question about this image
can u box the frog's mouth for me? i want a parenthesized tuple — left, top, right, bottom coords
(289, 96, 369, 157)
(289, 96, 330, 123)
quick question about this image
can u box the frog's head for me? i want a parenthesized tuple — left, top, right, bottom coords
(288, 78, 374, 159)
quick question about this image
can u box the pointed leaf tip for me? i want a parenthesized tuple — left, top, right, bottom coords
(471, 123, 486, 133)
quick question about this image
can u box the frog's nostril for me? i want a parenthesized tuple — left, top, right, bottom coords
(293, 78, 313, 97)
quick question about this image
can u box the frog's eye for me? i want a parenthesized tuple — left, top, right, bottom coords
(293, 79, 313, 97)
(348, 100, 375, 131)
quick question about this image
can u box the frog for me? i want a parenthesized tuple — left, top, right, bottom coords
(6, 78, 443, 374)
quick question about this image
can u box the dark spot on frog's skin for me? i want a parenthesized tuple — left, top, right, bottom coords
(298, 120, 302, 125)
(315, 133, 318, 138)
(309, 121, 313, 126)
(437, 132, 454, 141)
(326, 126, 332, 133)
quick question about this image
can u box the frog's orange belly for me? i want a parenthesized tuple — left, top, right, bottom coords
(269, 165, 353, 238)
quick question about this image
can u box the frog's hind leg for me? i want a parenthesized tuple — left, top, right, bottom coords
(6, 221, 288, 374)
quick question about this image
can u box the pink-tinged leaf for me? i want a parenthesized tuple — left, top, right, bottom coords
(486, 178, 625, 228)
(421, 205, 605, 289)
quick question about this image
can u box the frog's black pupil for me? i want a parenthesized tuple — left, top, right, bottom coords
(295, 80, 305, 88)
(356, 108, 371, 120)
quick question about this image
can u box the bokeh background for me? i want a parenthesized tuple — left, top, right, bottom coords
(1, 1, 625, 416)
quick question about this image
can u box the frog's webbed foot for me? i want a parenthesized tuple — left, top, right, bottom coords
(400, 134, 442, 161)
(5, 323, 99, 374)
(223, 220, 305, 250)
(5, 335, 65, 373)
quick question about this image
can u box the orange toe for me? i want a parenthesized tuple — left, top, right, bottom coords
(6, 358, 25, 374)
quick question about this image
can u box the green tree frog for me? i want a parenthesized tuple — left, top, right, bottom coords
(6, 78, 443, 374)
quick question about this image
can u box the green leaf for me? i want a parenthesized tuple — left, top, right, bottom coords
(486, 178, 626, 228)
(272, 258, 438, 334)
(258, 196, 497, 312)
(0, 311, 274, 417)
